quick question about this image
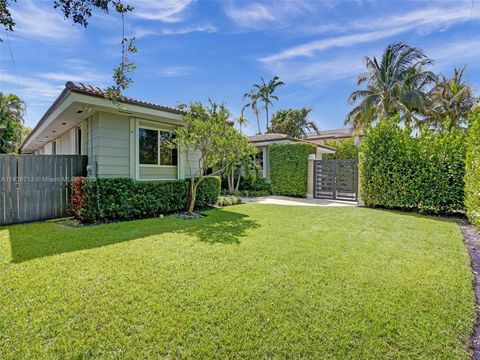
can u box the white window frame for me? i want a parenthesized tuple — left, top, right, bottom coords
(135, 119, 179, 181)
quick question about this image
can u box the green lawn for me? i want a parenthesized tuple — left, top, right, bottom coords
(0, 205, 475, 359)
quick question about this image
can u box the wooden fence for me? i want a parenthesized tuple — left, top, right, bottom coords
(0, 155, 87, 225)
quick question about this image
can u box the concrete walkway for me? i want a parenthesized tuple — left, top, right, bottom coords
(240, 195, 358, 207)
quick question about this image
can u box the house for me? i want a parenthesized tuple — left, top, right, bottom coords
(247, 133, 336, 180)
(20, 82, 202, 181)
(305, 128, 363, 146)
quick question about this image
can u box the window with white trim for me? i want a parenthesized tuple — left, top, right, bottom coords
(138, 128, 177, 166)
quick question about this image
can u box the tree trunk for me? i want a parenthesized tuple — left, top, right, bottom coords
(256, 113, 261, 134)
(265, 105, 269, 132)
(227, 170, 235, 194)
(235, 166, 242, 192)
(187, 178, 198, 214)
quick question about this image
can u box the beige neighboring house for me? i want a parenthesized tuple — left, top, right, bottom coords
(20, 82, 201, 180)
(305, 128, 363, 146)
(247, 133, 336, 181)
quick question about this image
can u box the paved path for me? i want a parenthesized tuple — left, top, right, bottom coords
(240, 196, 358, 207)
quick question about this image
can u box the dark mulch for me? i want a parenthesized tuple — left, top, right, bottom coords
(460, 220, 480, 360)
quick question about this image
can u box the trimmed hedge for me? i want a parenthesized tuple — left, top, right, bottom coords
(466, 109, 480, 230)
(323, 138, 359, 160)
(359, 119, 466, 214)
(269, 143, 316, 197)
(71, 176, 221, 223)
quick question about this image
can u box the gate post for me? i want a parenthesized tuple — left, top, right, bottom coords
(307, 154, 316, 199)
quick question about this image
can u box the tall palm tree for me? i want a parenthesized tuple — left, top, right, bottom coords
(0, 92, 26, 153)
(243, 89, 262, 134)
(346, 42, 435, 129)
(236, 106, 249, 134)
(254, 76, 284, 131)
(426, 66, 478, 130)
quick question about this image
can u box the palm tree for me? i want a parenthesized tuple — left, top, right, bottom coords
(346, 42, 435, 129)
(236, 106, 249, 134)
(0, 92, 26, 153)
(254, 76, 284, 132)
(270, 108, 319, 138)
(243, 89, 262, 134)
(426, 66, 478, 130)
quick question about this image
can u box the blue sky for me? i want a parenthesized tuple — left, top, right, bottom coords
(1, 0, 479, 135)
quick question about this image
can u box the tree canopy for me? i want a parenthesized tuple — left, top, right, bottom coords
(269, 108, 319, 138)
(0, 92, 30, 153)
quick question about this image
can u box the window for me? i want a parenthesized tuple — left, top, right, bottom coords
(77, 127, 82, 155)
(255, 148, 264, 177)
(138, 128, 177, 166)
(52, 141, 57, 155)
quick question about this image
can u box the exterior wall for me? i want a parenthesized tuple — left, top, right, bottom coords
(90, 112, 131, 178)
(57, 128, 76, 155)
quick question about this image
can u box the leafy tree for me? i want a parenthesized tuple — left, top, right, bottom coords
(0, 1, 136, 99)
(235, 106, 249, 134)
(269, 108, 319, 138)
(0, 92, 30, 153)
(426, 66, 478, 131)
(254, 76, 284, 132)
(172, 102, 255, 214)
(323, 138, 359, 160)
(346, 42, 435, 129)
(243, 89, 262, 134)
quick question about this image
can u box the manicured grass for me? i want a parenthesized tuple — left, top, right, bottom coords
(0, 205, 475, 358)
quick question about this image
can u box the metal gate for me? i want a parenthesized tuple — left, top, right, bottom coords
(313, 159, 358, 201)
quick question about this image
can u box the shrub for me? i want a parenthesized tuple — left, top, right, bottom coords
(216, 195, 241, 207)
(359, 119, 466, 215)
(70, 176, 220, 223)
(269, 143, 316, 197)
(465, 109, 480, 230)
(323, 138, 359, 160)
(239, 175, 272, 193)
(69, 177, 85, 219)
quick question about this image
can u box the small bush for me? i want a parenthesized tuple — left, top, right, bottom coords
(269, 143, 316, 197)
(359, 119, 466, 215)
(216, 195, 241, 207)
(465, 109, 480, 230)
(69, 177, 85, 219)
(71, 176, 220, 223)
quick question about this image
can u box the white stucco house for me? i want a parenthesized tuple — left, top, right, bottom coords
(21, 82, 201, 181)
(246, 133, 336, 181)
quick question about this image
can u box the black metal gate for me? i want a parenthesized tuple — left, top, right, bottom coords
(313, 159, 358, 201)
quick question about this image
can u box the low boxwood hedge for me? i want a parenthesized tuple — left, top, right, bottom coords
(466, 109, 480, 230)
(70, 176, 221, 223)
(269, 143, 316, 197)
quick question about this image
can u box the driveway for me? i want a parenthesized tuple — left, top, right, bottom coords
(240, 196, 358, 207)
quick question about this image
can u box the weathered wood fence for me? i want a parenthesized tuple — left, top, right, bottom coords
(0, 155, 87, 225)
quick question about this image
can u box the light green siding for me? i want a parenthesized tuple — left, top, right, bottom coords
(139, 166, 178, 180)
(91, 112, 131, 178)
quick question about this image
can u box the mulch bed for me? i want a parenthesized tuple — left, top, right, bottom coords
(459, 219, 480, 359)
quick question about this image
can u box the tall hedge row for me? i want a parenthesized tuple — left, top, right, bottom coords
(465, 110, 480, 230)
(359, 120, 466, 214)
(71, 176, 221, 223)
(269, 143, 316, 197)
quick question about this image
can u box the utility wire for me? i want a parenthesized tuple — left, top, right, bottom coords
(4, 29, 20, 90)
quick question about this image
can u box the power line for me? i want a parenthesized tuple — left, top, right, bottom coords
(4, 29, 20, 90)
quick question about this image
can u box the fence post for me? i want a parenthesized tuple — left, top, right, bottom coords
(307, 153, 316, 199)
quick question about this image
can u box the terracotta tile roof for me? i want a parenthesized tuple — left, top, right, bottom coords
(66, 82, 186, 115)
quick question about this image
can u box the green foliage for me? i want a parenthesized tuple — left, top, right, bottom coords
(465, 109, 480, 230)
(323, 138, 359, 160)
(269, 108, 318, 138)
(359, 119, 466, 214)
(0, 92, 30, 154)
(269, 143, 316, 197)
(216, 195, 242, 207)
(71, 176, 220, 223)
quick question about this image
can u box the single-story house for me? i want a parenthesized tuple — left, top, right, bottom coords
(20, 82, 202, 181)
(305, 128, 363, 146)
(247, 133, 336, 180)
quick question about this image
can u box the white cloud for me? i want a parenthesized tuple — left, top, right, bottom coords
(132, 24, 217, 39)
(260, 4, 480, 64)
(9, 0, 78, 41)
(224, 0, 315, 29)
(156, 66, 193, 77)
(132, 0, 195, 23)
